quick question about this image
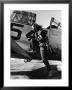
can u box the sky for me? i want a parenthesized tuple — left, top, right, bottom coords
(28, 10, 61, 28)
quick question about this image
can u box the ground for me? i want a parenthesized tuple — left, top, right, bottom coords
(10, 59, 61, 79)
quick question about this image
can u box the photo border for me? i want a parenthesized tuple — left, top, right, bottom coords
(0, 0, 71, 89)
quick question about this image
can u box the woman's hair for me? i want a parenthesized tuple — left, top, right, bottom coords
(34, 23, 42, 32)
(40, 30, 48, 37)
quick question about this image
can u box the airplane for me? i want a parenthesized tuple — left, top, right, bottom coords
(11, 11, 61, 62)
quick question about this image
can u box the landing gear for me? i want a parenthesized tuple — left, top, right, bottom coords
(24, 59, 32, 63)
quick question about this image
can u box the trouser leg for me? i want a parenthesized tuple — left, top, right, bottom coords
(40, 46, 51, 71)
(30, 39, 35, 51)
